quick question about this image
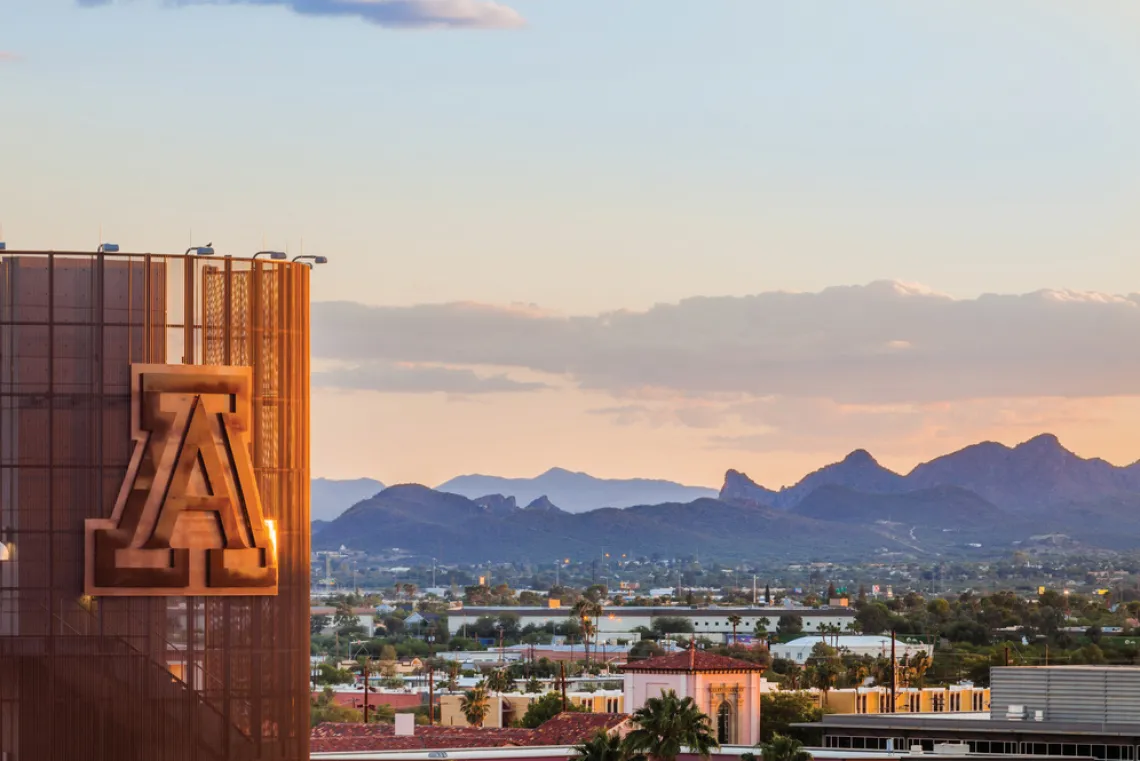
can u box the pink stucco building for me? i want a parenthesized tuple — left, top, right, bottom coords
(621, 649, 766, 746)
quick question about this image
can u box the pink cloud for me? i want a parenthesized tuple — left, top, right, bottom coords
(0, 52, 21, 63)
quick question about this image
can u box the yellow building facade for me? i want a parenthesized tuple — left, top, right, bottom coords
(439, 692, 625, 727)
(815, 685, 991, 715)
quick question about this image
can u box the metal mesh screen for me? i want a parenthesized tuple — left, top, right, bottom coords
(0, 252, 311, 761)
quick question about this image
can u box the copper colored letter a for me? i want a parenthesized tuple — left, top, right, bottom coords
(85, 364, 278, 596)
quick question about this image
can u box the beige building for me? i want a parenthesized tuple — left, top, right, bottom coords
(439, 690, 624, 728)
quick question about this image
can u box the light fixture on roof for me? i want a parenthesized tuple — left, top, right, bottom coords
(97, 243, 119, 253)
(254, 250, 288, 260)
(291, 255, 328, 268)
(186, 243, 215, 256)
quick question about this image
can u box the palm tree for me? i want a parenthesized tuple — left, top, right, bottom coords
(575, 730, 645, 761)
(727, 615, 743, 644)
(460, 686, 491, 727)
(623, 690, 718, 761)
(750, 734, 812, 761)
(573, 599, 603, 666)
(486, 669, 510, 694)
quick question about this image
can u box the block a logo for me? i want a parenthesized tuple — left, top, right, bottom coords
(85, 364, 278, 596)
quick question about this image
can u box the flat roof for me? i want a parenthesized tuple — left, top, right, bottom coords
(809, 714, 1140, 737)
(451, 606, 855, 616)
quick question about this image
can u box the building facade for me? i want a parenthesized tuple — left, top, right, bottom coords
(0, 251, 311, 761)
(621, 650, 765, 746)
(447, 606, 856, 643)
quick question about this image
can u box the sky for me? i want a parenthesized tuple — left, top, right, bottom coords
(3, 1, 1140, 490)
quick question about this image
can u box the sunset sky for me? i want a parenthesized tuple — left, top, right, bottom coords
(4, 1, 1140, 489)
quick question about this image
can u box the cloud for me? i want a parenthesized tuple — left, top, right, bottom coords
(313, 361, 547, 394)
(0, 52, 21, 62)
(77, 0, 525, 29)
(312, 281, 1140, 405)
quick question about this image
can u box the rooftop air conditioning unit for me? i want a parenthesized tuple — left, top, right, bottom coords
(1034, 710, 1044, 722)
(1006, 704, 1025, 721)
(934, 744, 970, 756)
(910, 746, 925, 755)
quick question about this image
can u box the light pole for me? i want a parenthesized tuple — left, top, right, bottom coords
(253, 250, 287, 260)
(97, 243, 119, 253)
(291, 254, 328, 269)
(185, 243, 214, 256)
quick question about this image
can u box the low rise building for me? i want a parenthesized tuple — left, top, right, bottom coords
(439, 690, 624, 728)
(807, 666, 1140, 761)
(447, 605, 856, 643)
(772, 635, 931, 664)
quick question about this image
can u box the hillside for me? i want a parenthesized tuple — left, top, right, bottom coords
(312, 486, 910, 562)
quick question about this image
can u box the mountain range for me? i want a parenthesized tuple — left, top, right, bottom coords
(311, 435, 1140, 561)
(312, 477, 386, 522)
(721, 433, 1140, 515)
(436, 467, 717, 514)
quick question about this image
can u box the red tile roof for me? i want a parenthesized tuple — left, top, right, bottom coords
(529, 713, 630, 746)
(620, 649, 765, 673)
(310, 713, 629, 754)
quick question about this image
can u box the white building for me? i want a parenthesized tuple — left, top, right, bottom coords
(770, 635, 930, 664)
(445, 605, 856, 644)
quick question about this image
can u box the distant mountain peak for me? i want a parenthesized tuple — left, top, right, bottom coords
(842, 449, 878, 465)
(1016, 433, 1064, 451)
(525, 495, 562, 512)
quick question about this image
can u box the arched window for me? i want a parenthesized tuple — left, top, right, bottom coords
(717, 702, 733, 744)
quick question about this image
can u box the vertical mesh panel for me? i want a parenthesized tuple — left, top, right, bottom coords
(0, 253, 311, 761)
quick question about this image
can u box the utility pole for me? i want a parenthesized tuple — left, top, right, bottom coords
(560, 661, 568, 711)
(753, 576, 757, 606)
(890, 630, 897, 713)
(363, 657, 371, 724)
(1004, 646, 1010, 666)
(428, 669, 435, 726)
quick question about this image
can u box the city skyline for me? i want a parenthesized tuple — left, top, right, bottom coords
(4, 1, 1140, 486)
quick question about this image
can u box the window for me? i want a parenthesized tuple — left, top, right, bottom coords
(949, 693, 961, 712)
(716, 703, 734, 744)
(932, 693, 946, 712)
(605, 698, 620, 713)
(971, 692, 986, 711)
(908, 694, 921, 713)
(857, 695, 869, 714)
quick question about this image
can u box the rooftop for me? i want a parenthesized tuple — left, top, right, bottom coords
(310, 713, 628, 754)
(620, 649, 765, 673)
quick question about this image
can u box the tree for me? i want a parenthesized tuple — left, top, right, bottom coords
(525, 676, 543, 694)
(854, 603, 891, 635)
(486, 669, 515, 694)
(630, 640, 665, 660)
(754, 618, 771, 637)
(573, 599, 603, 665)
(757, 734, 813, 761)
(575, 730, 645, 761)
(460, 686, 491, 727)
(622, 690, 719, 761)
(653, 617, 695, 636)
(765, 584, 772, 605)
(310, 687, 360, 727)
(727, 615, 743, 643)
(758, 693, 823, 743)
(311, 615, 331, 636)
(519, 692, 587, 728)
(776, 615, 803, 639)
